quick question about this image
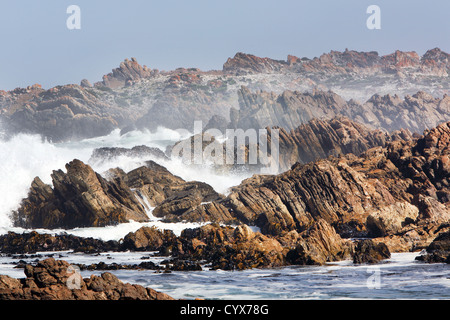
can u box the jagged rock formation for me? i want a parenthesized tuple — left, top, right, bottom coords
(224, 48, 449, 77)
(232, 87, 450, 135)
(415, 229, 450, 263)
(231, 87, 347, 131)
(12, 159, 230, 229)
(168, 116, 412, 173)
(223, 52, 288, 74)
(346, 91, 450, 134)
(0, 84, 120, 141)
(122, 222, 352, 269)
(113, 160, 231, 223)
(0, 49, 448, 142)
(170, 121, 450, 254)
(134, 75, 233, 132)
(275, 116, 412, 170)
(0, 258, 174, 300)
(0, 231, 121, 254)
(0, 222, 352, 270)
(285, 219, 352, 265)
(12, 159, 150, 229)
(97, 57, 155, 89)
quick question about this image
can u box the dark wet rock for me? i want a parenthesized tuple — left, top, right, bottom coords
(415, 229, 450, 263)
(98, 57, 154, 89)
(232, 86, 450, 135)
(174, 224, 285, 270)
(180, 121, 450, 254)
(0, 231, 120, 254)
(0, 258, 174, 300)
(352, 239, 391, 264)
(76, 261, 160, 271)
(160, 259, 203, 271)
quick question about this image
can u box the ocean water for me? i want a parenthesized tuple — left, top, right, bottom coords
(0, 251, 448, 300)
(0, 128, 449, 300)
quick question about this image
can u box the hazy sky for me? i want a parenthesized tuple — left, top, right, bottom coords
(0, 0, 448, 90)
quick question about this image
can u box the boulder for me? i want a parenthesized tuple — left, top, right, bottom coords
(0, 258, 174, 300)
(415, 229, 450, 263)
(176, 224, 285, 270)
(0, 231, 120, 254)
(352, 239, 391, 264)
(122, 226, 176, 251)
(285, 220, 352, 265)
(89, 145, 168, 164)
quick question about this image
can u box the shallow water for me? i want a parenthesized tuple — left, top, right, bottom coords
(0, 251, 448, 300)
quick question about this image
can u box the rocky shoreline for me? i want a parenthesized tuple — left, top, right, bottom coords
(0, 258, 174, 300)
(0, 226, 448, 300)
(4, 121, 450, 271)
(0, 48, 449, 300)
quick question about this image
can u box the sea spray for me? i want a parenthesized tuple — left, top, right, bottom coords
(0, 133, 92, 232)
(0, 127, 251, 235)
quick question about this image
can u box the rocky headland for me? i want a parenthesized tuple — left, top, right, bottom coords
(5, 120, 450, 275)
(0, 48, 448, 142)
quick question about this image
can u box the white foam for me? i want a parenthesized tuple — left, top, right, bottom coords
(0, 134, 92, 232)
(0, 123, 258, 244)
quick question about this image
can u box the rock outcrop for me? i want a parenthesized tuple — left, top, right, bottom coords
(232, 86, 450, 135)
(122, 226, 176, 251)
(352, 239, 391, 264)
(1, 48, 447, 142)
(285, 219, 352, 265)
(415, 229, 450, 263)
(174, 224, 285, 270)
(346, 91, 450, 134)
(174, 121, 450, 254)
(11, 121, 450, 257)
(1, 84, 120, 142)
(223, 52, 288, 75)
(0, 258, 174, 300)
(231, 87, 348, 131)
(167, 116, 412, 173)
(12, 159, 229, 229)
(118, 161, 230, 222)
(13, 159, 149, 229)
(98, 57, 154, 89)
(275, 116, 412, 170)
